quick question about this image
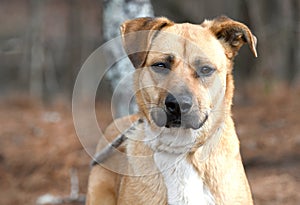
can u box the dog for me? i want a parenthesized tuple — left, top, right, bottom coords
(86, 16, 257, 205)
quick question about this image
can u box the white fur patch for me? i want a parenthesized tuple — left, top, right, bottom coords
(154, 152, 215, 205)
(144, 121, 215, 204)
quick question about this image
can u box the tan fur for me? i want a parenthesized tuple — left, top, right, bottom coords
(86, 16, 257, 205)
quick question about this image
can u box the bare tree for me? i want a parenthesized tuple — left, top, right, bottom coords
(21, 0, 45, 99)
(245, 0, 300, 85)
(103, 0, 154, 118)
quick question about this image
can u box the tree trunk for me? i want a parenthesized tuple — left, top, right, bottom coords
(28, 0, 45, 99)
(103, 0, 154, 118)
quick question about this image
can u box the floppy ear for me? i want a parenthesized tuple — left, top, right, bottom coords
(120, 17, 174, 68)
(207, 16, 257, 59)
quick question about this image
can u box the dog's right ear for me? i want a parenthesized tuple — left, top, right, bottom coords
(120, 17, 174, 68)
(205, 16, 258, 59)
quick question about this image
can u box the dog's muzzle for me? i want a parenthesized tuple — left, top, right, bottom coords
(150, 93, 207, 129)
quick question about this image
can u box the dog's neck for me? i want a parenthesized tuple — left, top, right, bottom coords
(143, 120, 226, 205)
(153, 152, 215, 205)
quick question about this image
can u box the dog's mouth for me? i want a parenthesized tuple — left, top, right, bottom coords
(150, 108, 208, 130)
(165, 113, 208, 129)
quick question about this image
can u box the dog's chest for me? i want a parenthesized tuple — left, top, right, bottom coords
(154, 153, 215, 205)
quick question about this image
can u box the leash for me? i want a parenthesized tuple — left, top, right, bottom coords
(90, 118, 143, 167)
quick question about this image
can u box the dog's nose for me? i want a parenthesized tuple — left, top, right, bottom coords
(165, 93, 193, 115)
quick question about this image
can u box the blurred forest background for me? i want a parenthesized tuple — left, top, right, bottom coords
(0, 0, 299, 205)
(0, 0, 299, 99)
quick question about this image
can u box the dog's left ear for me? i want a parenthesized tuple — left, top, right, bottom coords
(206, 16, 258, 59)
(120, 17, 174, 68)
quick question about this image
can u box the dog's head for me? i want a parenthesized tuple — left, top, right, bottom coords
(120, 16, 257, 151)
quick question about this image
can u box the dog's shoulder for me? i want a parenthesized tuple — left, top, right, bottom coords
(96, 114, 140, 152)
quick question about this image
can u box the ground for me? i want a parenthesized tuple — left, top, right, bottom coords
(0, 85, 299, 205)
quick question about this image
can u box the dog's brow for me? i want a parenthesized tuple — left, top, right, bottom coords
(151, 53, 175, 63)
(166, 54, 175, 63)
(194, 59, 201, 66)
(193, 57, 213, 67)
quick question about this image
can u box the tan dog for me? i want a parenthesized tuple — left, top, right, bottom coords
(86, 16, 257, 205)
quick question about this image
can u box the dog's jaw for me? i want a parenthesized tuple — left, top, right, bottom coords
(143, 119, 201, 154)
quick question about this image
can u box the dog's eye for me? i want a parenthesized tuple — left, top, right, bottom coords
(151, 62, 168, 68)
(196, 66, 215, 77)
(151, 62, 170, 73)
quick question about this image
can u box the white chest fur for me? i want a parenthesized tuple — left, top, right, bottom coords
(154, 152, 215, 205)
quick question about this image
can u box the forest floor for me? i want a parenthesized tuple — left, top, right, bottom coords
(0, 85, 299, 205)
